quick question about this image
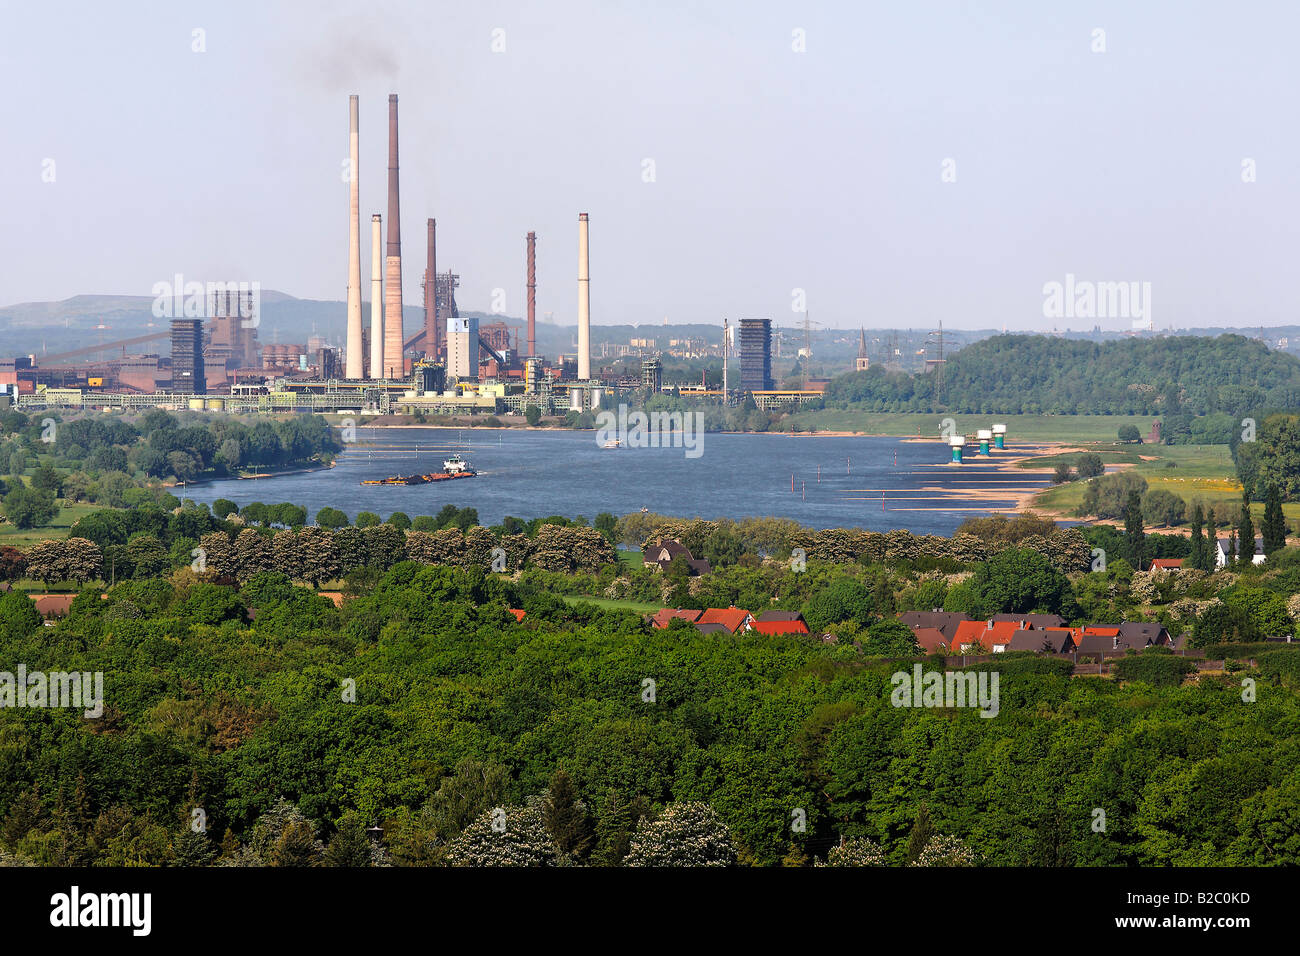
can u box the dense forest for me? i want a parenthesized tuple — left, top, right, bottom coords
(2, 506, 1299, 866)
(821, 334, 1300, 417)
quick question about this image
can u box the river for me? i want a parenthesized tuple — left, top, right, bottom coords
(175, 427, 1052, 535)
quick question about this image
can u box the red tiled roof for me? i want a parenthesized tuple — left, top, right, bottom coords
(317, 591, 345, 608)
(1150, 559, 1183, 569)
(697, 607, 753, 634)
(953, 619, 1025, 649)
(751, 619, 810, 636)
(651, 608, 703, 628)
(912, 627, 949, 653)
(29, 594, 75, 617)
(508, 608, 526, 622)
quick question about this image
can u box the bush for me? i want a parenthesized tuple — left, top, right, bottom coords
(1111, 654, 1197, 687)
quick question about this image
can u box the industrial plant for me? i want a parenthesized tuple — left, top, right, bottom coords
(0, 94, 816, 418)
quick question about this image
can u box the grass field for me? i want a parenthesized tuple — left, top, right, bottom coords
(0, 501, 100, 546)
(1027, 443, 1300, 525)
(786, 410, 1160, 442)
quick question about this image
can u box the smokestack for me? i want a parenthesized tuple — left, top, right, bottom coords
(526, 231, 537, 358)
(425, 218, 438, 361)
(577, 213, 590, 380)
(344, 95, 363, 380)
(371, 214, 384, 379)
(383, 94, 404, 379)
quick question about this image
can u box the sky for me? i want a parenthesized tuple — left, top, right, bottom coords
(2, 0, 1298, 331)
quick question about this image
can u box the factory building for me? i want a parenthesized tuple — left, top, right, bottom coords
(738, 318, 773, 393)
(170, 319, 204, 394)
(641, 357, 662, 393)
(448, 315, 479, 380)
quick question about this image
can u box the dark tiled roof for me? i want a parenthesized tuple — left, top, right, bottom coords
(990, 613, 1065, 628)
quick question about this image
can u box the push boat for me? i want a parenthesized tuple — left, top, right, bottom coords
(361, 454, 477, 485)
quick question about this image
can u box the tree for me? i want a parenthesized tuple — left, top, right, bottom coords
(624, 802, 736, 867)
(1239, 487, 1256, 565)
(592, 791, 649, 866)
(0, 545, 27, 584)
(30, 463, 63, 496)
(446, 805, 555, 867)
(315, 506, 348, 530)
(1141, 490, 1186, 527)
(524, 405, 542, 427)
(542, 770, 593, 861)
(1123, 490, 1146, 570)
(386, 512, 412, 531)
(1076, 453, 1105, 479)
(1207, 507, 1218, 567)
(911, 834, 977, 867)
(1263, 484, 1287, 555)
(0, 590, 41, 635)
(1189, 504, 1207, 571)
(1191, 603, 1261, 646)
(803, 577, 874, 631)
(905, 804, 936, 863)
(861, 619, 921, 658)
(2, 485, 58, 529)
(172, 827, 217, 867)
(970, 548, 1070, 615)
(211, 499, 238, 520)
(1118, 424, 1141, 443)
(820, 837, 887, 866)
(1052, 463, 1073, 484)
(355, 511, 380, 529)
(322, 816, 378, 867)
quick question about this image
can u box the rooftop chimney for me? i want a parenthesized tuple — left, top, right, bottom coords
(383, 94, 403, 379)
(344, 95, 364, 380)
(526, 231, 537, 358)
(577, 213, 590, 380)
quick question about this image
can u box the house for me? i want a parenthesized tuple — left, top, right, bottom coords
(899, 611, 969, 643)
(911, 627, 950, 654)
(650, 608, 703, 629)
(317, 591, 345, 608)
(697, 606, 754, 634)
(990, 613, 1066, 629)
(751, 610, 810, 636)
(695, 622, 730, 635)
(1216, 537, 1265, 568)
(508, 608, 527, 623)
(1150, 559, 1183, 571)
(1115, 621, 1171, 646)
(1008, 628, 1076, 653)
(642, 539, 712, 575)
(952, 619, 1032, 653)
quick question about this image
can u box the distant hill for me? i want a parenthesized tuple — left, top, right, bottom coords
(822, 333, 1300, 417)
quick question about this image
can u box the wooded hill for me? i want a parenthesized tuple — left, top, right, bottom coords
(821, 334, 1300, 416)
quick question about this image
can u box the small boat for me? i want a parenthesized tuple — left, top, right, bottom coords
(602, 439, 621, 449)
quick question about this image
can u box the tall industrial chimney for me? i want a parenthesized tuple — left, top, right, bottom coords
(344, 95, 363, 380)
(526, 231, 537, 358)
(383, 94, 404, 379)
(577, 213, 590, 380)
(425, 218, 438, 361)
(370, 214, 384, 379)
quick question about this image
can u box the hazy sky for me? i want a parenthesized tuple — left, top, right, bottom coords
(3, 0, 1297, 330)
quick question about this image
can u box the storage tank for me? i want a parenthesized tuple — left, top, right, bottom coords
(188, 397, 206, 411)
(949, 436, 966, 463)
(977, 429, 993, 455)
(992, 423, 1007, 449)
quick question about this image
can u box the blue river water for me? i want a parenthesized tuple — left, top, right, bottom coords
(175, 427, 1054, 535)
